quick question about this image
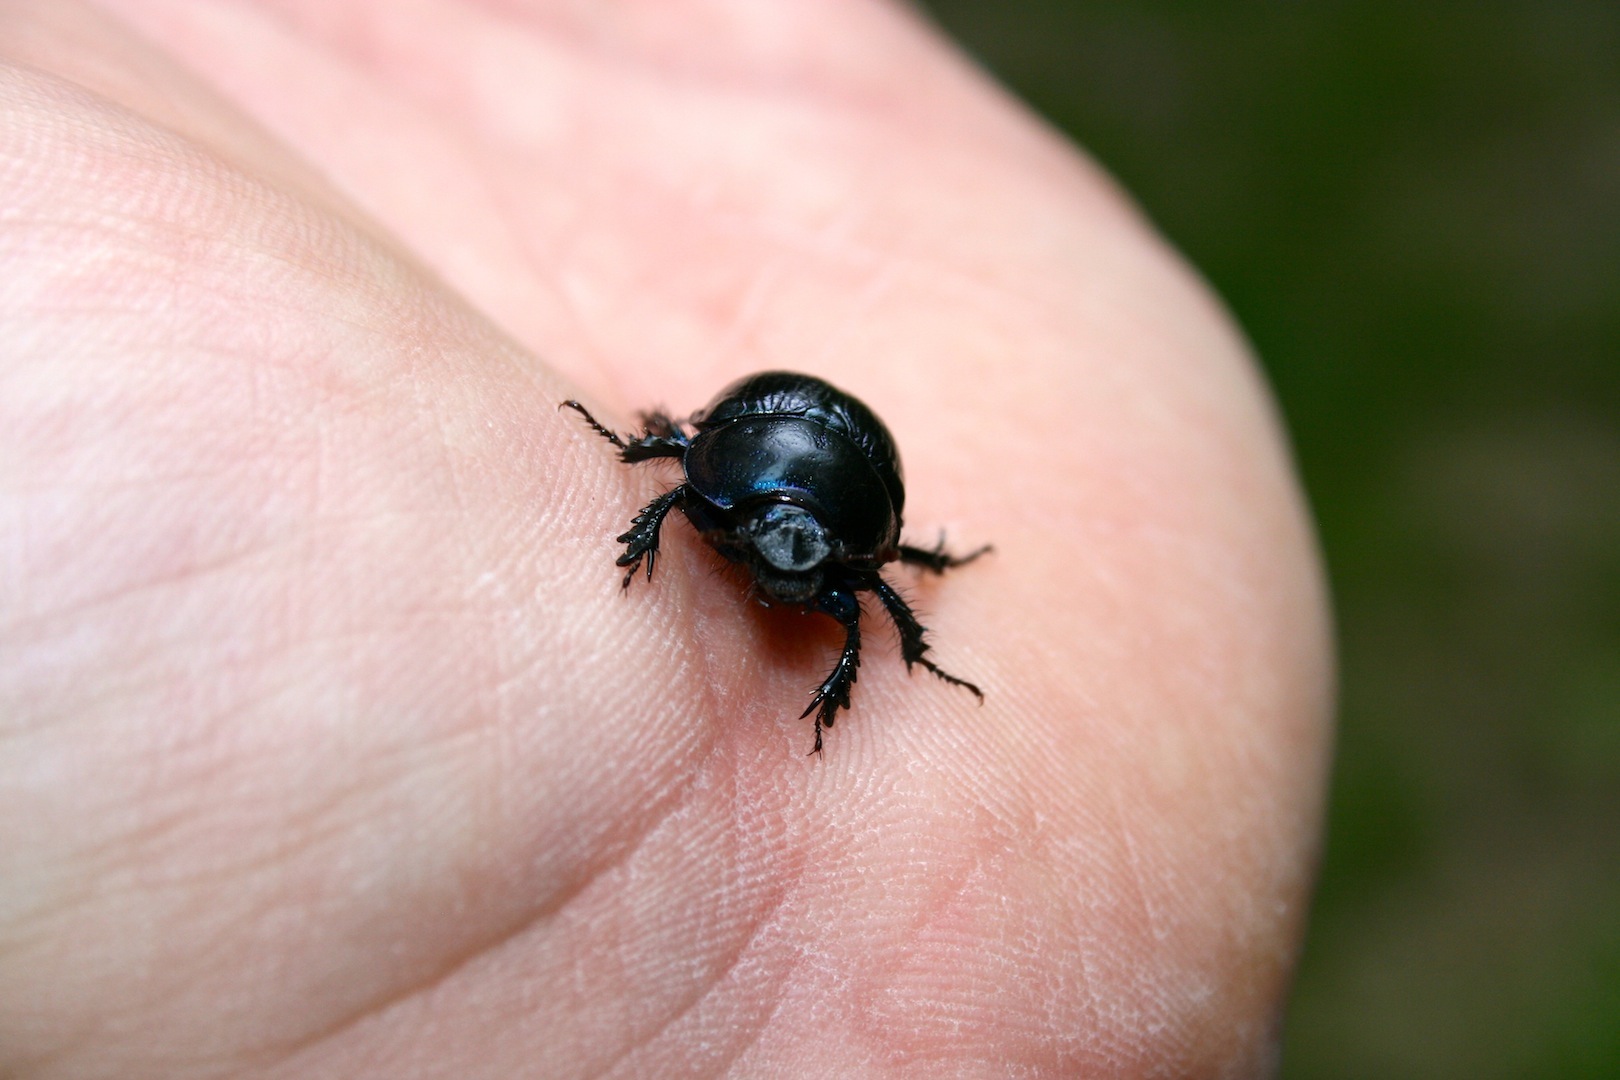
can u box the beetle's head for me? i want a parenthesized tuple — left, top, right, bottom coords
(741, 502, 832, 603)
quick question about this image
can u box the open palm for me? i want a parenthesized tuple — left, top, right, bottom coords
(1, 1, 1332, 1076)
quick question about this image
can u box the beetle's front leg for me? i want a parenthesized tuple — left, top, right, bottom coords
(801, 586, 863, 756)
(615, 486, 686, 589)
(867, 573, 983, 701)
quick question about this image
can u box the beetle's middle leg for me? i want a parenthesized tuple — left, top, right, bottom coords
(615, 486, 686, 589)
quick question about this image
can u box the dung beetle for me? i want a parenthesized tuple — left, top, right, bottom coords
(563, 371, 988, 756)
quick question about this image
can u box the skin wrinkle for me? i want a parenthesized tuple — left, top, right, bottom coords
(7, 633, 488, 960)
(253, 735, 717, 1076)
(1107, 781, 1170, 951)
(40, 886, 276, 1066)
(6, 619, 247, 753)
(861, 766, 1160, 1067)
(2, 529, 281, 644)
(699, 1010, 775, 1080)
(867, 824, 1044, 1065)
(3, 721, 260, 947)
(260, 716, 749, 1080)
(678, 942, 805, 1080)
(695, 920, 825, 1080)
(600, 835, 796, 1076)
(17, 239, 393, 441)
(716, 906, 822, 1075)
(14, 399, 479, 621)
(591, 755, 858, 1075)
(475, 530, 637, 708)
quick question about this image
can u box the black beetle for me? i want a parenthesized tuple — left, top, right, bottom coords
(563, 371, 987, 755)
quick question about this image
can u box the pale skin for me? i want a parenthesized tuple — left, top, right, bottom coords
(0, 1, 1334, 1077)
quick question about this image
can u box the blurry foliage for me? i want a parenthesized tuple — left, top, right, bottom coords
(921, 2, 1620, 1076)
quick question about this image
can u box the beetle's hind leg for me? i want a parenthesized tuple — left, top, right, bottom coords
(560, 400, 687, 463)
(897, 532, 992, 574)
(867, 573, 984, 702)
(616, 486, 686, 589)
(802, 587, 863, 756)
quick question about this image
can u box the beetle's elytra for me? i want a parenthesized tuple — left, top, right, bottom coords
(562, 371, 987, 755)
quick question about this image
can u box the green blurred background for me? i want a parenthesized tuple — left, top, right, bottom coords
(919, 2, 1620, 1076)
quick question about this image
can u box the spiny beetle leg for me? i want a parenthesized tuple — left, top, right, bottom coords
(801, 587, 862, 755)
(868, 573, 983, 702)
(562, 400, 687, 462)
(896, 533, 993, 575)
(615, 487, 686, 589)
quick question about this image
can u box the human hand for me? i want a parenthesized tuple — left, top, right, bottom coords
(0, 1, 1333, 1075)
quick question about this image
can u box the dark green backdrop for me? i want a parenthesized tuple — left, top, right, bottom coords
(920, 3, 1620, 1076)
